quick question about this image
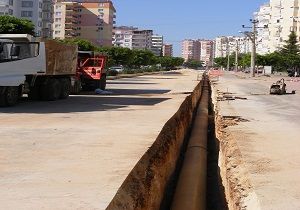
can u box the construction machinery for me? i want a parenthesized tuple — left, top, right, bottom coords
(270, 78, 287, 95)
(74, 51, 107, 93)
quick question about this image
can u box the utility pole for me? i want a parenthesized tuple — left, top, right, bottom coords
(241, 19, 258, 77)
(250, 20, 257, 77)
(235, 39, 239, 72)
(226, 37, 230, 71)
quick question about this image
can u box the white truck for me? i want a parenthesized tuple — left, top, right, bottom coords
(0, 34, 78, 106)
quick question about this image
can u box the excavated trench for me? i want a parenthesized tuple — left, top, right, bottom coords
(106, 77, 230, 210)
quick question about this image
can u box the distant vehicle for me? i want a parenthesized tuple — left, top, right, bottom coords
(287, 69, 300, 77)
(243, 68, 250, 73)
(109, 66, 124, 72)
(270, 78, 286, 95)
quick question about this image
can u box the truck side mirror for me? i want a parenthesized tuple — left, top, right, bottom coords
(11, 46, 20, 57)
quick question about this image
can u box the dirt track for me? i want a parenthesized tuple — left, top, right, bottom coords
(0, 69, 199, 210)
(213, 72, 300, 210)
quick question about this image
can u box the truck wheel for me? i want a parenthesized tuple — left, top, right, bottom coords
(0, 87, 7, 106)
(100, 75, 106, 90)
(59, 78, 71, 99)
(71, 80, 81, 94)
(6, 87, 19, 106)
(41, 78, 61, 101)
(28, 86, 41, 101)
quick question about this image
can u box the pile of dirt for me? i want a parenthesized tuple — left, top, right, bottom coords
(215, 113, 261, 210)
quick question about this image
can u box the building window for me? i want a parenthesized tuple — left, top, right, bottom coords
(55, 5, 61, 9)
(55, 18, 61, 22)
(98, 9, 103, 12)
(55, 12, 62, 16)
(22, 1, 33, 7)
(9, 0, 13, 6)
(38, 21, 42, 27)
(55, 31, 60, 34)
(8, 9, 13, 15)
(21, 11, 33, 17)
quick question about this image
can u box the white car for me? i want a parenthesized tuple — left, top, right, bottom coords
(109, 66, 124, 72)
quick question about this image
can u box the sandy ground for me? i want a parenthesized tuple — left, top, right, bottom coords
(0, 69, 200, 210)
(214, 72, 300, 210)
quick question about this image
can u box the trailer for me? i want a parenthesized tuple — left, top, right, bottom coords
(0, 34, 77, 106)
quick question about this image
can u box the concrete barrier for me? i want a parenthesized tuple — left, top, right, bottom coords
(106, 80, 203, 210)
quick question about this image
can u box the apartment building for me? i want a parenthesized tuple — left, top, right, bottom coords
(113, 26, 153, 50)
(0, 0, 14, 15)
(162, 44, 173, 57)
(0, 0, 54, 38)
(268, 0, 300, 52)
(42, 0, 54, 38)
(199, 40, 214, 67)
(214, 36, 252, 58)
(53, 0, 116, 47)
(113, 26, 136, 48)
(254, 3, 271, 55)
(181, 39, 201, 61)
(252, 0, 300, 53)
(151, 35, 163, 56)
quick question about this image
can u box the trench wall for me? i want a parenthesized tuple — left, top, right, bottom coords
(106, 80, 203, 210)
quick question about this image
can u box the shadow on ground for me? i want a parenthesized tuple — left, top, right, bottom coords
(0, 95, 171, 114)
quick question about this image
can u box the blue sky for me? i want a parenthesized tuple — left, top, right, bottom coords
(113, 0, 267, 56)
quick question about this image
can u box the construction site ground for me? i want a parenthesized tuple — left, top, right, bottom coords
(0, 69, 200, 210)
(213, 72, 300, 210)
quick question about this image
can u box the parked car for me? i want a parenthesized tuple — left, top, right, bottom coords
(109, 66, 124, 72)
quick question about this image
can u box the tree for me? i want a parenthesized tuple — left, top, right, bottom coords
(130, 49, 156, 67)
(60, 38, 95, 51)
(183, 59, 203, 69)
(0, 15, 35, 35)
(280, 31, 299, 55)
(158, 56, 183, 69)
(214, 57, 227, 67)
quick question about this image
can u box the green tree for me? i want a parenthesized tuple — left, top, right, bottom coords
(280, 31, 299, 55)
(130, 49, 156, 67)
(184, 59, 203, 69)
(158, 56, 183, 69)
(0, 15, 35, 35)
(60, 38, 95, 51)
(214, 57, 227, 67)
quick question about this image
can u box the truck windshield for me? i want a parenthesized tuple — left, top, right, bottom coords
(0, 42, 39, 63)
(0, 43, 12, 62)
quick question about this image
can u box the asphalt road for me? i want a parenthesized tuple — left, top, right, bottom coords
(215, 72, 300, 210)
(0, 70, 200, 210)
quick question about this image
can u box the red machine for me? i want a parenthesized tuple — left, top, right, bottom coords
(73, 51, 107, 93)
